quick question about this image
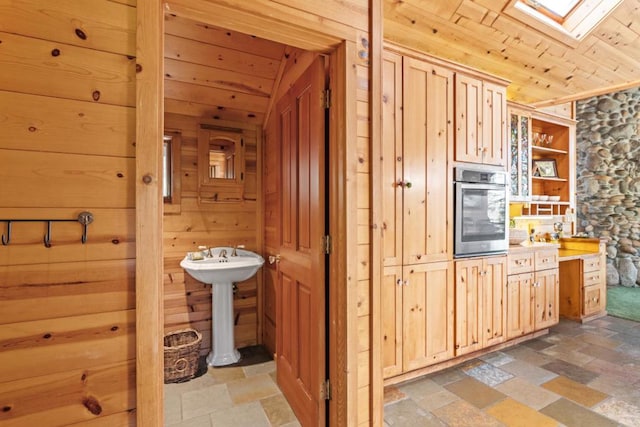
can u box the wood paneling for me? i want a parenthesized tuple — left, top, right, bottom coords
(0, 1, 138, 424)
(384, 0, 640, 105)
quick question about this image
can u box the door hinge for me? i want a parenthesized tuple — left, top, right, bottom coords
(323, 235, 332, 255)
(322, 379, 332, 400)
(323, 89, 331, 109)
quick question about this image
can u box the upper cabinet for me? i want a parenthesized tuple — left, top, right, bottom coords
(455, 74, 508, 167)
(508, 105, 576, 217)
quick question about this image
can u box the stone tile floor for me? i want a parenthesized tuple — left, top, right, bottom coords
(164, 359, 300, 427)
(384, 316, 640, 427)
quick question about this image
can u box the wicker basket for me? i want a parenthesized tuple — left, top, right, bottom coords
(164, 329, 202, 383)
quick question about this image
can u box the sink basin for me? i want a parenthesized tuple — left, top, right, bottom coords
(180, 247, 265, 284)
(179, 247, 264, 367)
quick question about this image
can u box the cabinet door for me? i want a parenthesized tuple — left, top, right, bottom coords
(455, 74, 483, 164)
(482, 82, 507, 166)
(534, 268, 559, 330)
(402, 58, 453, 264)
(509, 108, 532, 201)
(381, 51, 404, 268)
(382, 266, 403, 378)
(484, 256, 507, 347)
(506, 273, 534, 339)
(403, 261, 454, 371)
(454, 258, 483, 356)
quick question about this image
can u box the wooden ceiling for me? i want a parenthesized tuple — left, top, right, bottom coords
(164, 14, 288, 126)
(384, 0, 640, 105)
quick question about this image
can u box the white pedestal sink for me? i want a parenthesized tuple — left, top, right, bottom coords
(180, 247, 264, 366)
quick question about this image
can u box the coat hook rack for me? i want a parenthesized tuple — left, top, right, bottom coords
(1, 211, 94, 248)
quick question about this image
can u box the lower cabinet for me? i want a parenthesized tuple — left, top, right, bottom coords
(506, 248, 559, 339)
(559, 252, 606, 321)
(382, 261, 454, 378)
(454, 256, 507, 356)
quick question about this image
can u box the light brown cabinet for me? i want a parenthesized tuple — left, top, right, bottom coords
(454, 256, 507, 356)
(558, 239, 607, 321)
(455, 73, 507, 167)
(506, 248, 559, 339)
(381, 50, 454, 379)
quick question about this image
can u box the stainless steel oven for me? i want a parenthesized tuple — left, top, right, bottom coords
(454, 167, 508, 257)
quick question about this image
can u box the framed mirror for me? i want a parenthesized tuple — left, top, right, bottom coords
(197, 125, 245, 202)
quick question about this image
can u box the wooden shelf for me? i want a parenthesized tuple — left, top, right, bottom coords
(532, 146, 568, 155)
(532, 176, 567, 182)
(529, 201, 570, 205)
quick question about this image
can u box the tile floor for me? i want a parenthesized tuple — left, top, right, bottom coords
(164, 359, 300, 427)
(166, 316, 640, 426)
(384, 315, 640, 427)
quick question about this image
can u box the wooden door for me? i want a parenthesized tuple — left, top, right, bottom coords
(454, 258, 482, 356)
(506, 273, 534, 340)
(455, 73, 483, 164)
(482, 82, 507, 166)
(382, 266, 403, 378)
(534, 268, 559, 330)
(381, 50, 404, 268)
(483, 256, 507, 347)
(276, 56, 326, 427)
(402, 58, 453, 265)
(403, 261, 454, 371)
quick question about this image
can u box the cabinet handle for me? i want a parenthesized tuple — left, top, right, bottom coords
(397, 180, 412, 189)
(404, 279, 409, 287)
(396, 279, 402, 286)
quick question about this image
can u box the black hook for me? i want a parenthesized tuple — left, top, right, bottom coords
(1, 221, 11, 245)
(44, 221, 52, 248)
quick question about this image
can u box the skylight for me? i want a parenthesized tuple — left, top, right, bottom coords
(503, 0, 624, 47)
(525, 0, 582, 20)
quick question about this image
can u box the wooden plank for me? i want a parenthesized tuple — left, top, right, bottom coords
(164, 58, 274, 97)
(164, 14, 286, 60)
(165, 80, 269, 115)
(0, 259, 134, 322)
(0, 150, 135, 208)
(272, 0, 368, 31)
(0, 0, 136, 56)
(165, 0, 348, 51)
(0, 91, 135, 158)
(0, 310, 135, 383)
(165, 34, 280, 79)
(136, 0, 164, 425)
(0, 360, 135, 427)
(0, 32, 135, 107)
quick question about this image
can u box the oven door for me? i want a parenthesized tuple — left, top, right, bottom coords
(455, 182, 508, 257)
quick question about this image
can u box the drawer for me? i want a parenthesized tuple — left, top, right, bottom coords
(583, 254, 601, 273)
(583, 284, 604, 317)
(508, 252, 534, 274)
(535, 249, 558, 271)
(583, 270, 602, 288)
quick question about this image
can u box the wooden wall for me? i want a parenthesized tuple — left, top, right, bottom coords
(0, 1, 137, 425)
(163, 114, 261, 355)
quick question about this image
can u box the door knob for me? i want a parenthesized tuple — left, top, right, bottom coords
(268, 254, 281, 264)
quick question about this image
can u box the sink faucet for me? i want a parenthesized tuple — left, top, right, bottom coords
(218, 248, 228, 258)
(231, 244, 245, 257)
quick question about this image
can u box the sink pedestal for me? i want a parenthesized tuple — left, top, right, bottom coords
(206, 282, 241, 366)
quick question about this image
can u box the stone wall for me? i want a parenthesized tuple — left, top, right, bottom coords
(576, 87, 640, 287)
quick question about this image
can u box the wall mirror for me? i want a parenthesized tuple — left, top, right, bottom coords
(163, 131, 182, 213)
(197, 124, 245, 202)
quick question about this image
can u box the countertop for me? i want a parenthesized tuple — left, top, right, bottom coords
(508, 242, 599, 261)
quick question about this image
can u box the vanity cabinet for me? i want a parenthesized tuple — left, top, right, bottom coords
(506, 247, 559, 339)
(454, 256, 507, 356)
(455, 73, 507, 167)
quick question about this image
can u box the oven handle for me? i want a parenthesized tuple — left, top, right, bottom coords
(455, 181, 507, 191)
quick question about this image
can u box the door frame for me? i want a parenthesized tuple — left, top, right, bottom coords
(135, 1, 360, 425)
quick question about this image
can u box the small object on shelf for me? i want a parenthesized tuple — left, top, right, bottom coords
(549, 195, 560, 201)
(531, 195, 540, 201)
(532, 158, 558, 178)
(538, 195, 549, 201)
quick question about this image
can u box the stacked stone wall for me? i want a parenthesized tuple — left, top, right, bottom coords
(576, 87, 640, 286)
